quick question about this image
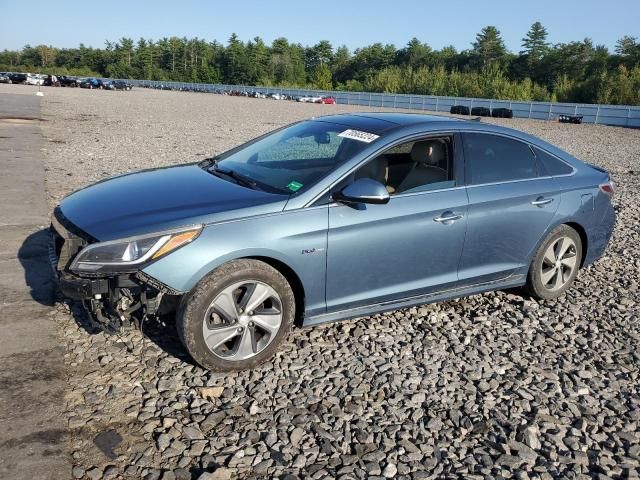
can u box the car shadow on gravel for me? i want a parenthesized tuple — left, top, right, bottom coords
(17, 229, 57, 306)
(139, 315, 196, 365)
(65, 300, 196, 366)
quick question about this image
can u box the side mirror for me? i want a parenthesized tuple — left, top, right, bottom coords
(333, 178, 390, 205)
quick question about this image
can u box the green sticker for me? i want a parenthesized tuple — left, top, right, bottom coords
(287, 181, 303, 192)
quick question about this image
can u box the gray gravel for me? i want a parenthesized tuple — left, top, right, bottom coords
(6, 84, 640, 479)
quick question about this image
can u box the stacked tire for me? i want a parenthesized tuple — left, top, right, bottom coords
(450, 105, 470, 115)
(491, 108, 513, 118)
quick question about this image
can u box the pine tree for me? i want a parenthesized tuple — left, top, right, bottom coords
(472, 26, 506, 66)
(396, 38, 431, 68)
(331, 45, 350, 84)
(521, 22, 549, 60)
(615, 36, 637, 55)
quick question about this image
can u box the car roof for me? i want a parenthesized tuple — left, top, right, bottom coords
(311, 112, 577, 162)
(312, 112, 462, 134)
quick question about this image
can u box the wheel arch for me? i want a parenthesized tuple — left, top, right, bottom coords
(524, 219, 590, 277)
(564, 221, 588, 268)
(239, 255, 306, 326)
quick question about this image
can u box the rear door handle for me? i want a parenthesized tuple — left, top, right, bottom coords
(434, 212, 464, 223)
(531, 197, 554, 206)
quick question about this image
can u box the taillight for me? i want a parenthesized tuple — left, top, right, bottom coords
(599, 180, 615, 196)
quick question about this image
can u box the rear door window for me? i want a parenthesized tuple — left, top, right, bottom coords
(464, 133, 538, 185)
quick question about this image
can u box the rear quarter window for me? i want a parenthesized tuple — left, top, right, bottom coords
(533, 147, 574, 176)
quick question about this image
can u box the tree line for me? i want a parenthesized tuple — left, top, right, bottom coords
(2, 23, 640, 105)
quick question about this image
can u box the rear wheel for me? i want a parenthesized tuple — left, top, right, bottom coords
(526, 224, 582, 300)
(177, 259, 295, 371)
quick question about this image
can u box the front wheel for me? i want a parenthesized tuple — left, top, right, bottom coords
(177, 259, 295, 371)
(525, 224, 582, 300)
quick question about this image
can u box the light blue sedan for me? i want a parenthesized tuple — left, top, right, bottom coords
(50, 113, 616, 371)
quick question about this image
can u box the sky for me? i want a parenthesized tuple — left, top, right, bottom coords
(1, 0, 638, 53)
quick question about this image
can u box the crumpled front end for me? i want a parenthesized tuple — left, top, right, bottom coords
(49, 208, 181, 334)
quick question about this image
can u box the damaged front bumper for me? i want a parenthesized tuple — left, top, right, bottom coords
(48, 212, 182, 333)
(57, 271, 109, 300)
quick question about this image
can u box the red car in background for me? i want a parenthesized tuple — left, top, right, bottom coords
(320, 96, 337, 104)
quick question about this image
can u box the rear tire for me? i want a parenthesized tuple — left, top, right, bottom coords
(177, 259, 295, 371)
(525, 224, 582, 300)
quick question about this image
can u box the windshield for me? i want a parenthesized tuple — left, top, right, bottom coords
(208, 120, 377, 194)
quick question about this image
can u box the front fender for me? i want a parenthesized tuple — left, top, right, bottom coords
(142, 208, 328, 316)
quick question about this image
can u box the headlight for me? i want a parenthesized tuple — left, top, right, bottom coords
(70, 225, 202, 274)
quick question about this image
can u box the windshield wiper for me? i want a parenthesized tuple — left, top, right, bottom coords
(209, 163, 259, 190)
(199, 156, 219, 168)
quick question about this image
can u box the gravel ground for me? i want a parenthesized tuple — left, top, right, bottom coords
(5, 84, 640, 479)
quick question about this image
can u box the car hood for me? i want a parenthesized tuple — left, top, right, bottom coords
(58, 164, 289, 241)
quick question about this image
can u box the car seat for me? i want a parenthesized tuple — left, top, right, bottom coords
(396, 141, 448, 193)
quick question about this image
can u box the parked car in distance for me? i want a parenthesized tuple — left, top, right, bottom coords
(296, 95, 313, 102)
(26, 74, 44, 86)
(80, 78, 103, 89)
(50, 112, 616, 371)
(450, 105, 470, 115)
(43, 74, 60, 87)
(8, 72, 27, 84)
(471, 106, 491, 117)
(0, 73, 11, 84)
(102, 80, 133, 91)
(320, 96, 337, 104)
(58, 75, 79, 87)
(112, 80, 133, 91)
(491, 108, 514, 118)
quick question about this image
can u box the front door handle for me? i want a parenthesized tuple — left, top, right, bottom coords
(531, 197, 554, 206)
(434, 212, 464, 224)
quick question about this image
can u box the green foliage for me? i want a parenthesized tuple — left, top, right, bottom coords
(521, 22, 549, 60)
(1, 25, 639, 105)
(615, 36, 638, 56)
(336, 79, 364, 92)
(472, 26, 507, 68)
(312, 63, 333, 90)
(363, 64, 551, 101)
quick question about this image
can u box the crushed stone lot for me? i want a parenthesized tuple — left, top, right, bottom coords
(7, 84, 640, 479)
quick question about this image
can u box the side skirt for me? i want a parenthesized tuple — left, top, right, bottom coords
(302, 274, 527, 327)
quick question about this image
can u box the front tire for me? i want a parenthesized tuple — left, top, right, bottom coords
(177, 260, 295, 371)
(525, 224, 582, 300)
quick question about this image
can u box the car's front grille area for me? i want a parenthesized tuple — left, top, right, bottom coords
(50, 208, 89, 271)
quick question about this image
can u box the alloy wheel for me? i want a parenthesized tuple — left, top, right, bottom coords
(202, 280, 283, 361)
(541, 236, 578, 291)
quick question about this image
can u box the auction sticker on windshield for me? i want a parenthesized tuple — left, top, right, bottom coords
(338, 129, 380, 143)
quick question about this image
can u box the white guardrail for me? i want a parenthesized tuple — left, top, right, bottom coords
(110, 79, 640, 128)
